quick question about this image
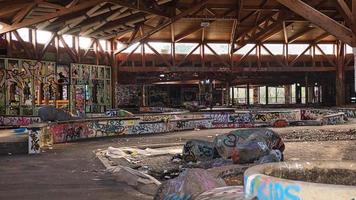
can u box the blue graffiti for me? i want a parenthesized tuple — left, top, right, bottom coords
(256, 182, 300, 200)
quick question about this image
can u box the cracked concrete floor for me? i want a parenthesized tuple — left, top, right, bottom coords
(0, 123, 356, 200)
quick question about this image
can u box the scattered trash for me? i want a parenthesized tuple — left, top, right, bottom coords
(154, 168, 226, 200)
(108, 165, 161, 196)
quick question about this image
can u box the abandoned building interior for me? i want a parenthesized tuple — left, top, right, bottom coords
(0, 0, 356, 200)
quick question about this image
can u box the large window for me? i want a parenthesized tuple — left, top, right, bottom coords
(79, 37, 92, 49)
(37, 30, 52, 44)
(288, 44, 310, 55)
(145, 42, 171, 54)
(123, 42, 141, 53)
(346, 45, 353, 54)
(259, 86, 266, 105)
(175, 43, 200, 54)
(12, 28, 30, 42)
(59, 34, 73, 48)
(268, 87, 285, 104)
(316, 44, 334, 55)
(261, 44, 284, 55)
(206, 43, 229, 55)
(234, 44, 256, 55)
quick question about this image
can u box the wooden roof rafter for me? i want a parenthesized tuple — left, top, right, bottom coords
(115, 0, 209, 55)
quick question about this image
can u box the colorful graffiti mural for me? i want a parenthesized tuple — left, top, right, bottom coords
(337, 108, 356, 118)
(28, 128, 41, 154)
(48, 118, 137, 143)
(0, 116, 40, 126)
(129, 118, 212, 135)
(321, 113, 346, 125)
(116, 84, 140, 106)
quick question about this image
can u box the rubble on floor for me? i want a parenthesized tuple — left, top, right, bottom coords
(97, 128, 288, 199)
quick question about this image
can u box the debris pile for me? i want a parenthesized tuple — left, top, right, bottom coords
(184, 128, 285, 164)
(101, 128, 285, 200)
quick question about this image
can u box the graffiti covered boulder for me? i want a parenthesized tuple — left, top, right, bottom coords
(213, 128, 285, 160)
(182, 139, 220, 162)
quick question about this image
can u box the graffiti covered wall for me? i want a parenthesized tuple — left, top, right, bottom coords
(129, 118, 212, 134)
(0, 116, 41, 126)
(49, 118, 138, 143)
(116, 84, 141, 107)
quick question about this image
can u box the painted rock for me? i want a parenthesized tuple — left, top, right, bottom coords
(213, 128, 284, 159)
(272, 119, 289, 128)
(154, 168, 226, 200)
(182, 139, 220, 162)
(231, 140, 271, 164)
(38, 106, 73, 122)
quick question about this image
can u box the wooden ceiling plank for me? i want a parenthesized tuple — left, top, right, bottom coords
(12, 2, 38, 24)
(288, 26, 315, 43)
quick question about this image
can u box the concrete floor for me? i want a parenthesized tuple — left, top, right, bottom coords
(0, 124, 356, 200)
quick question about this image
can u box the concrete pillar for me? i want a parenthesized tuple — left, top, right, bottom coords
(231, 86, 235, 105)
(247, 84, 250, 106)
(305, 75, 309, 104)
(284, 85, 291, 104)
(296, 84, 301, 104)
(142, 84, 146, 107)
(253, 87, 259, 104)
(265, 86, 269, 105)
(225, 82, 230, 106)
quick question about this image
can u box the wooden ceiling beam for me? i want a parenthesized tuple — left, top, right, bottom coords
(108, 0, 171, 18)
(87, 12, 152, 37)
(229, 0, 243, 54)
(336, 0, 352, 25)
(275, 0, 353, 45)
(38, 2, 65, 10)
(0, 0, 103, 34)
(0, 3, 30, 18)
(56, 2, 107, 35)
(115, 0, 209, 55)
(12, 2, 38, 24)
